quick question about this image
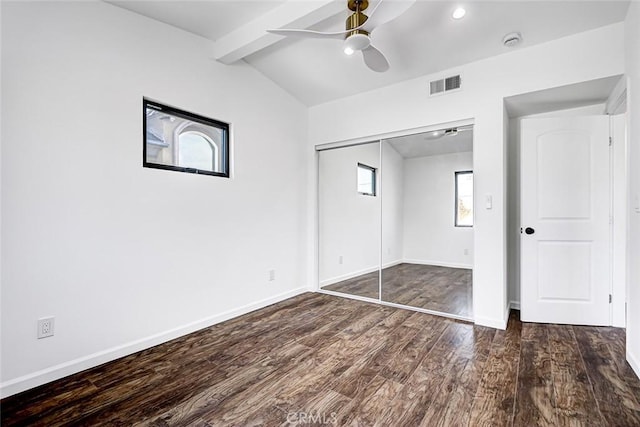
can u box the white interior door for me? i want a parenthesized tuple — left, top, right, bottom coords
(521, 116, 610, 325)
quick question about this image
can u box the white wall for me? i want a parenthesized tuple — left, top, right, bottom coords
(0, 1, 308, 397)
(318, 143, 380, 286)
(0, 0, 3, 389)
(402, 152, 473, 268)
(309, 23, 625, 329)
(625, 1, 640, 378)
(381, 142, 404, 267)
(1, 1, 635, 400)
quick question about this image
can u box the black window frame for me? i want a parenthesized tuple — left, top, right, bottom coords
(357, 163, 377, 197)
(455, 170, 473, 227)
(143, 98, 230, 178)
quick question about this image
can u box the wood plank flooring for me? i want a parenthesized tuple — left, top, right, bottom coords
(2, 293, 639, 426)
(322, 263, 472, 317)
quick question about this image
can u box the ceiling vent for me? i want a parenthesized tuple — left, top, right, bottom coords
(429, 74, 462, 96)
(503, 32, 522, 48)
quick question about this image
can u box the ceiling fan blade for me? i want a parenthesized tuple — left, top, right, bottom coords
(362, 45, 389, 72)
(362, 0, 416, 33)
(267, 28, 347, 39)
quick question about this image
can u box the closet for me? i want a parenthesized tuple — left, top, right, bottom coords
(318, 126, 474, 320)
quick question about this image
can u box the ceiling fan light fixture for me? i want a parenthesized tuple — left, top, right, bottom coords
(343, 33, 371, 53)
(269, 0, 417, 72)
(424, 130, 446, 140)
(452, 7, 466, 20)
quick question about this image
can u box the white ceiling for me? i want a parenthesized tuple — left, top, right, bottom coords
(504, 75, 623, 117)
(386, 127, 473, 158)
(107, 1, 286, 41)
(106, 0, 630, 106)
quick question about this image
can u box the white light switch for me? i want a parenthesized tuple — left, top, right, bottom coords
(485, 194, 493, 210)
(635, 194, 640, 213)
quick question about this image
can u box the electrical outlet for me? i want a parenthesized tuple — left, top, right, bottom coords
(339, 255, 343, 265)
(464, 248, 469, 255)
(268, 269, 275, 282)
(37, 317, 55, 339)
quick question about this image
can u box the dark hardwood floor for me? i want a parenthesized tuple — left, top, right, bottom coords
(322, 263, 473, 317)
(322, 270, 380, 299)
(2, 293, 639, 426)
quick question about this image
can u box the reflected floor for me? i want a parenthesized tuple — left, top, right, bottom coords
(322, 270, 380, 300)
(322, 263, 472, 318)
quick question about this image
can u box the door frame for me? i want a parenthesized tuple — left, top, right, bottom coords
(607, 84, 628, 328)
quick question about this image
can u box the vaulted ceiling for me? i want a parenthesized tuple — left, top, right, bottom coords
(107, 0, 630, 106)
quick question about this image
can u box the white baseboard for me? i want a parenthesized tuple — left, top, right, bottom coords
(403, 259, 472, 270)
(505, 303, 512, 328)
(475, 315, 508, 330)
(474, 302, 510, 330)
(383, 259, 404, 269)
(510, 301, 521, 310)
(320, 265, 379, 287)
(0, 286, 310, 399)
(628, 348, 640, 380)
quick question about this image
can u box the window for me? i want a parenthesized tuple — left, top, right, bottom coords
(143, 99, 229, 177)
(357, 163, 376, 196)
(455, 171, 473, 227)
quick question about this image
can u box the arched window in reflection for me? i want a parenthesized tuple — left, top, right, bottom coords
(177, 131, 218, 172)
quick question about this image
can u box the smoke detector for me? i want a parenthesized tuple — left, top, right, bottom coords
(503, 32, 522, 47)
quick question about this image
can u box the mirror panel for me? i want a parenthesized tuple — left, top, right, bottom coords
(319, 142, 380, 300)
(381, 129, 474, 318)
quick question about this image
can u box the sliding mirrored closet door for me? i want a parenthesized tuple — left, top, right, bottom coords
(317, 126, 473, 320)
(381, 128, 474, 318)
(318, 141, 380, 300)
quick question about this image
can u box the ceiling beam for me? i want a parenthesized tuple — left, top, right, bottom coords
(213, 0, 344, 64)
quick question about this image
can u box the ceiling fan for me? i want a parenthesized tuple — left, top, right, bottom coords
(267, 0, 416, 73)
(424, 126, 473, 140)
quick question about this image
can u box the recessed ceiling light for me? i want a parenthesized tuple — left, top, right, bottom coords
(452, 7, 466, 20)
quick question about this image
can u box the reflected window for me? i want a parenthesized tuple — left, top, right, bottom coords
(357, 163, 376, 196)
(455, 171, 473, 227)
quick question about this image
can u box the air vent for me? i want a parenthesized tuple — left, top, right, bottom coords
(429, 74, 462, 96)
(430, 79, 445, 95)
(445, 75, 461, 91)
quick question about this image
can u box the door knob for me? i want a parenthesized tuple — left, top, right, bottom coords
(525, 227, 535, 235)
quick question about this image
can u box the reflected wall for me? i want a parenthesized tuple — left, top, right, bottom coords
(318, 142, 380, 300)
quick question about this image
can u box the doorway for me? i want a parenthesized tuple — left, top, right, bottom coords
(505, 75, 627, 327)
